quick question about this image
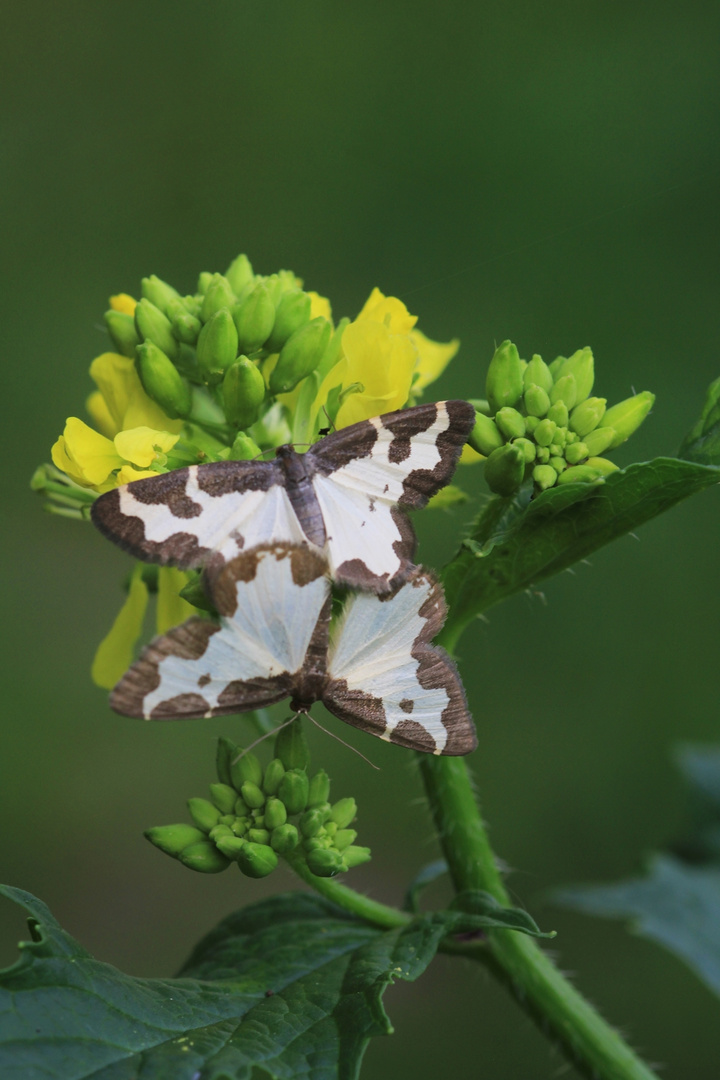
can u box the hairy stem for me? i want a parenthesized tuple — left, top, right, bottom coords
(419, 755, 660, 1080)
(284, 850, 411, 929)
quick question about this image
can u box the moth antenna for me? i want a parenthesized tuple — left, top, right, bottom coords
(321, 405, 336, 433)
(231, 714, 299, 763)
(305, 712, 381, 770)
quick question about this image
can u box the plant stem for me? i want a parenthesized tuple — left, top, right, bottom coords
(284, 850, 411, 929)
(419, 755, 660, 1080)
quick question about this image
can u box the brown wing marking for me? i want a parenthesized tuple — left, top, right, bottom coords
(332, 505, 416, 594)
(387, 400, 476, 509)
(205, 542, 328, 618)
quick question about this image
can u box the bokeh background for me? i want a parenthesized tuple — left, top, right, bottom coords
(2, 2, 719, 1076)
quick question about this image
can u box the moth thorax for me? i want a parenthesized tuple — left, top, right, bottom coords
(290, 669, 327, 714)
(275, 444, 311, 484)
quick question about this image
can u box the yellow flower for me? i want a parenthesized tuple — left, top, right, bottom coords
(410, 329, 459, 394)
(89, 353, 182, 437)
(110, 293, 137, 316)
(308, 291, 332, 321)
(51, 418, 180, 491)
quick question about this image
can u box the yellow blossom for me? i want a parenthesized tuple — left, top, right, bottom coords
(156, 567, 196, 633)
(110, 293, 137, 316)
(410, 329, 460, 393)
(89, 353, 182, 437)
(308, 291, 332, 321)
(51, 417, 180, 491)
(91, 565, 148, 688)
(114, 426, 179, 468)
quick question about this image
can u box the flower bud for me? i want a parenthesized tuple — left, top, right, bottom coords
(569, 397, 606, 438)
(551, 426, 567, 448)
(104, 310, 140, 357)
(240, 780, 266, 809)
(197, 271, 213, 294)
(179, 841, 230, 873)
(275, 720, 311, 771)
(468, 412, 504, 456)
(187, 797, 221, 833)
(209, 783, 238, 815)
(306, 848, 346, 877)
(228, 432, 263, 461)
(533, 418, 557, 447)
(524, 384, 550, 418)
(333, 828, 357, 852)
(222, 357, 266, 429)
(299, 808, 325, 838)
(233, 283, 276, 353)
(583, 426, 616, 457)
(324, 821, 338, 838)
(523, 355, 554, 394)
(512, 437, 536, 463)
(278, 769, 309, 815)
(232, 817, 249, 837)
(141, 275, 182, 315)
(486, 340, 524, 413)
(215, 835, 247, 860)
(550, 456, 566, 474)
(547, 402, 569, 428)
(269, 317, 333, 394)
(303, 836, 328, 852)
(265, 289, 312, 353)
(201, 274, 236, 322)
(533, 464, 558, 490)
(225, 253, 254, 295)
(136, 342, 192, 418)
(342, 846, 372, 869)
(557, 464, 604, 485)
(238, 842, 278, 879)
(247, 828, 271, 845)
(600, 392, 655, 449)
(525, 415, 539, 435)
(167, 300, 202, 345)
(264, 797, 287, 829)
(270, 823, 299, 853)
(536, 446, 550, 463)
(134, 298, 179, 360)
(586, 456, 619, 475)
(230, 750, 263, 791)
(197, 309, 239, 384)
(495, 407, 526, 440)
(262, 759, 285, 797)
(215, 737, 237, 785)
(483, 443, 525, 497)
(145, 824, 205, 858)
(308, 770, 331, 807)
(564, 441, 589, 465)
(557, 347, 594, 403)
(550, 373, 577, 410)
(330, 798, 357, 830)
(234, 799, 251, 820)
(209, 823, 233, 841)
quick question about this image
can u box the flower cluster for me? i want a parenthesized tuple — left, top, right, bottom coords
(146, 722, 370, 880)
(468, 341, 655, 495)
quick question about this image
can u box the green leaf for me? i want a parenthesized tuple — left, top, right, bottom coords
(403, 859, 448, 912)
(678, 374, 720, 465)
(449, 890, 555, 938)
(441, 457, 719, 650)
(554, 856, 720, 998)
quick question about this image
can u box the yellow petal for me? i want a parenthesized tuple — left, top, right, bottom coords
(156, 567, 196, 634)
(89, 353, 140, 430)
(114, 426, 180, 467)
(122, 389, 183, 434)
(459, 443, 484, 465)
(110, 293, 137, 316)
(51, 435, 91, 486)
(86, 390, 118, 439)
(115, 465, 159, 483)
(56, 417, 124, 486)
(410, 330, 460, 393)
(426, 484, 469, 509)
(91, 566, 148, 689)
(308, 291, 332, 321)
(356, 288, 417, 336)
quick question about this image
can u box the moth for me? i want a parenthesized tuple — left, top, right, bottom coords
(92, 400, 475, 594)
(111, 543, 477, 756)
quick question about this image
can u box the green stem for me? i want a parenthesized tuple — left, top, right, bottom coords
(419, 756, 660, 1080)
(284, 850, 411, 929)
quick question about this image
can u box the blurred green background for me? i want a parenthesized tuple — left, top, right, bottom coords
(2, 2, 719, 1076)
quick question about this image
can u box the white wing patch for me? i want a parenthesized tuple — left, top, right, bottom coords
(327, 577, 450, 752)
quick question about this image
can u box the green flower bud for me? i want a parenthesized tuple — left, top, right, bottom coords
(524, 384, 551, 418)
(275, 720, 311, 771)
(219, 813, 236, 825)
(495, 407, 526, 440)
(209, 783, 238, 815)
(306, 848, 346, 878)
(565, 429, 578, 444)
(232, 817, 249, 837)
(299, 808, 325, 838)
(201, 274, 236, 322)
(550, 373, 577, 410)
(264, 798, 287, 829)
(342, 846, 372, 869)
(225, 253, 254, 295)
(240, 781, 266, 809)
(536, 446, 550, 463)
(303, 836, 328, 852)
(182, 294, 202, 318)
(167, 300, 202, 345)
(251, 810, 265, 826)
(141, 275, 182, 315)
(187, 797, 221, 833)
(265, 289, 312, 353)
(197, 271, 213, 294)
(525, 415, 539, 435)
(533, 418, 557, 447)
(134, 298, 179, 360)
(216, 737, 237, 786)
(238, 842, 278, 879)
(234, 797, 250, 817)
(104, 310, 140, 357)
(214, 835, 246, 860)
(324, 821, 338, 838)
(222, 357, 265, 429)
(583, 426, 616, 457)
(600, 392, 655, 449)
(547, 402, 569, 428)
(569, 397, 606, 438)
(269, 317, 333, 394)
(548, 355, 566, 378)
(270, 823, 299, 853)
(135, 342, 191, 419)
(557, 464, 605, 485)
(179, 841, 230, 873)
(586, 456, 619, 475)
(230, 750, 263, 791)
(564, 442, 587, 465)
(233, 283, 276, 353)
(533, 464, 558, 490)
(209, 823, 233, 841)
(333, 828, 357, 852)
(486, 340, 524, 413)
(512, 437, 536, 463)
(197, 309, 239, 384)
(278, 769, 309, 815)
(308, 770, 331, 808)
(228, 432, 263, 460)
(144, 824, 205, 858)
(468, 412, 504, 456)
(247, 828, 271, 845)
(556, 347, 594, 403)
(483, 443, 525, 497)
(550, 456, 566, 474)
(523, 355, 554, 394)
(549, 443, 563, 457)
(330, 798, 357, 830)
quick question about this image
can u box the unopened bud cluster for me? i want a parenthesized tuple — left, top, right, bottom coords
(469, 341, 655, 496)
(145, 720, 370, 879)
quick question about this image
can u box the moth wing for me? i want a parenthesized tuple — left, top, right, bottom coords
(323, 567, 476, 755)
(111, 543, 330, 720)
(92, 460, 307, 571)
(309, 401, 475, 592)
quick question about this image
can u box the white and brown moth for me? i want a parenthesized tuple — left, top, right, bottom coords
(92, 400, 475, 594)
(111, 543, 477, 756)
